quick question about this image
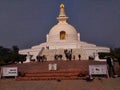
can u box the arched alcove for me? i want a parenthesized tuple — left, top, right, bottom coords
(60, 31, 66, 40)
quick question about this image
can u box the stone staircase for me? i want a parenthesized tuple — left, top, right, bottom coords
(31, 47, 45, 60)
(72, 49, 87, 60)
(41, 49, 63, 60)
(12, 60, 106, 81)
(16, 70, 87, 81)
(41, 48, 88, 61)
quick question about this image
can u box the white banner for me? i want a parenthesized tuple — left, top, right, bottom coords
(1, 67, 18, 77)
(89, 65, 109, 77)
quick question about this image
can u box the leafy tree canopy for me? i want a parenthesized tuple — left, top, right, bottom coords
(99, 47, 120, 60)
(0, 45, 26, 66)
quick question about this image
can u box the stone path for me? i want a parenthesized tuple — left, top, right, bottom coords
(0, 78, 120, 90)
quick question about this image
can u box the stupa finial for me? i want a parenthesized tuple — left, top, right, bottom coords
(60, 4, 64, 8)
(57, 4, 68, 23)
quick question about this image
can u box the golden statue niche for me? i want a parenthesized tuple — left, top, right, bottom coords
(60, 31, 66, 40)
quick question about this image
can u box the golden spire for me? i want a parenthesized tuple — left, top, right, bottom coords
(57, 4, 68, 23)
(60, 4, 64, 8)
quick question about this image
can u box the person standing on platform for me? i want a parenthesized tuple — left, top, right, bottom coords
(106, 56, 116, 77)
(118, 57, 120, 67)
(73, 55, 75, 60)
(78, 54, 81, 60)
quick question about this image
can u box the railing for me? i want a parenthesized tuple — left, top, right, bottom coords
(37, 47, 45, 56)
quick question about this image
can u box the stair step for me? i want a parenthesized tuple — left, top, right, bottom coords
(25, 73, 81, 77)
(16, 76, 87, 81)
(25, 70, 87, 74)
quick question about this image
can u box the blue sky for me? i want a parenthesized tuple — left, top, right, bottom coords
(0, 0, 120, 49)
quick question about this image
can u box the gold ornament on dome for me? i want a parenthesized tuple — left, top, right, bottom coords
(60, 4, 64, 8)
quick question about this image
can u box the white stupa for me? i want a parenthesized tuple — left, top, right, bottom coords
(19, 4, 110, 62)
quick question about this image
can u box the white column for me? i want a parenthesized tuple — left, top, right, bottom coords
(46, 34, 49, 42)
(78, 33, 80, 41)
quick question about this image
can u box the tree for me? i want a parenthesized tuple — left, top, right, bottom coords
(110, 48, 120, 59)
(12, 45, 19, 54)
(99, 47, 120, 60)
(0, 45, 26, 65)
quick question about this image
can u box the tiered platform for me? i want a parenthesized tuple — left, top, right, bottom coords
(16, 70, 87, 80)
(3, 60, 107, 80)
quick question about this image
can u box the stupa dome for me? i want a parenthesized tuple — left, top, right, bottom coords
(47, 4, 78, 43)
(48, 23, 78, 42)
(49, 23, 77, 35)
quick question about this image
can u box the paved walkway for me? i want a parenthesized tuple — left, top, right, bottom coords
(0, 78, 120, 90)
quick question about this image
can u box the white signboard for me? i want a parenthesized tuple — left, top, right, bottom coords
(89, 65, 109, 77)
(1, 67, 18, 77)
(48, 64, 57, 70)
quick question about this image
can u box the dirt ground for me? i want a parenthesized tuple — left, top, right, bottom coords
(0, 77, 120, 90)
